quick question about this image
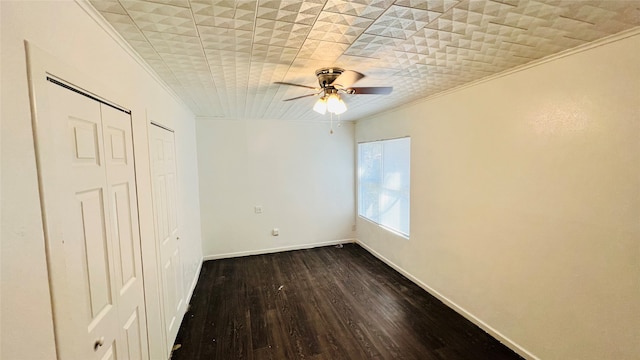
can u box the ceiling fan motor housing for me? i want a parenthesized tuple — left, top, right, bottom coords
(275, 67, 390, 102)
(315, 67, 344, 89)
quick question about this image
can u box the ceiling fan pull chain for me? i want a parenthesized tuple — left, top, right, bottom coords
(330, 113, 334, 134)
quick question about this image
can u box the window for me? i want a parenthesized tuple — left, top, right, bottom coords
(358, 137, 410, 237)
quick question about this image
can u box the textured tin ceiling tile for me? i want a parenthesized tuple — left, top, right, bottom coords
(91, 0, 640, 119)
(186, 85, 223, 114)
(191, 0, 257, 29)
(308, 11, 373, 44)
(90, 0, 128, 14)
(332, 55, 383, 73)
(160, 55, 210, 77)
(206, 49, 251, 67)
(365, 5, 442, 40)
(249, 63, 290, 87)
(390, 50, 431, 67)
(251, 44, 299, 64)
(461, 0, 518, 18)
(286, 59, 332, 77)
(297, 39, 350, 61)
(121, 0, 198, 36)
(345, 34, 404, 58)
(257, 0, 326, 25)
(254, 18, 312, 48)
(323, 0, 395, 19)
(198, 26, 253, 52)
(139, 0, 190, 7)
(145, 59, 176, 84)
(144, 31, 202, 55)
(99, 12, 147, 41)
(128, 39, 163, 59)
(394, 0, 460, 12)
(210, 64, 250, 93)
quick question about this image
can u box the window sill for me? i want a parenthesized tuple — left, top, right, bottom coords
(357, 215, 410, 240)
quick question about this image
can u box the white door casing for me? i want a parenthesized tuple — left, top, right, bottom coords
(149, 124, 185, 355)
(31, 78, 149, 360)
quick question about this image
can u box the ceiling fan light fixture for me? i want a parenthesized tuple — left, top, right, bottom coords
(326, 93, 340, 110)
(334, 97, 347, 115)
(313, 96, 327, 114)
(326, 93, 347, 115)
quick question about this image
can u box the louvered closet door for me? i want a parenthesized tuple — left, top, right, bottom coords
(35, 80, 148, 360)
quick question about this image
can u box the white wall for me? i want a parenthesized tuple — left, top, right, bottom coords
(355, 32, 640, 360)
(197, 118, 355, 258)
(0, 1, 203, 359)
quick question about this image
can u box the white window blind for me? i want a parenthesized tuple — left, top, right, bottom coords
(358, 137, 410, 237)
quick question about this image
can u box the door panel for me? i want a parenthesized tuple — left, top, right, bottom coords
(70, 118, 101, 165)
(123, 309, 144, 360)
(112, 182, 136, 291)
(163, 255, 178, 332)
(77, 188, 112, 322)
(101, 104, 149, 360)
(33, 81, 148, 359)
(100, 345, 117, 360)
(150, 124, 184, 354)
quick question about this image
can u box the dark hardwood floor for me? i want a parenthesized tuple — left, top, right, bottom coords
(171, 244, 523, 360)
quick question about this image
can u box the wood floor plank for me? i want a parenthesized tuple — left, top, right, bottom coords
(171, 244, 524, 360)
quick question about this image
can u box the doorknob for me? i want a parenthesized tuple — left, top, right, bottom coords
(177, 236, 180, 240)
(94, 337, 105, 351)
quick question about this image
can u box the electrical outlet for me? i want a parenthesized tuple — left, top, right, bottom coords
(352, 224, 356, 231)
(272, 228, 279, 236)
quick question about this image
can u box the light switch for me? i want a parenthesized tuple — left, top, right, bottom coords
(254, 206, 263, 214)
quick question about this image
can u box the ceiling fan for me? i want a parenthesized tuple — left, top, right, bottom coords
(275, 67, 393, 115)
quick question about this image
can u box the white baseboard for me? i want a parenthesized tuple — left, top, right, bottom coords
(355, 239, 539, 360)
(202, 238, 356, 261)
(185, 258, 203, 305)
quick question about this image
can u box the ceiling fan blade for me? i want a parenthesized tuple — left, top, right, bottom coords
(274, 81, 319, 90)
(331, 70, 365, 89)
(282, 93, 319, 101)
(346, 87, 393, 95)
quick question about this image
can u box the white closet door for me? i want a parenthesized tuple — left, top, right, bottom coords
(102, 104, 149, 360)
(150, 124, 184, 354)
(34, 81, 148, 360)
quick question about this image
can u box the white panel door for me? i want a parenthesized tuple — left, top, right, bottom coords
(149, 124, 184, 354)
(102, 104, 149, 360)
(34, 81, 148, 360)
